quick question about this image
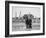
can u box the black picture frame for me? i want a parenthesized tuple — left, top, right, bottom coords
(5, 1, 45, 37)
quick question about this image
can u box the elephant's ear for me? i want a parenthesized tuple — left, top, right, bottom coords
(29, 14, 34, 19)
(23, 15, 28, 19)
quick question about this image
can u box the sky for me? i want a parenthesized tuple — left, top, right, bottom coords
(12, 6, 41, 18)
